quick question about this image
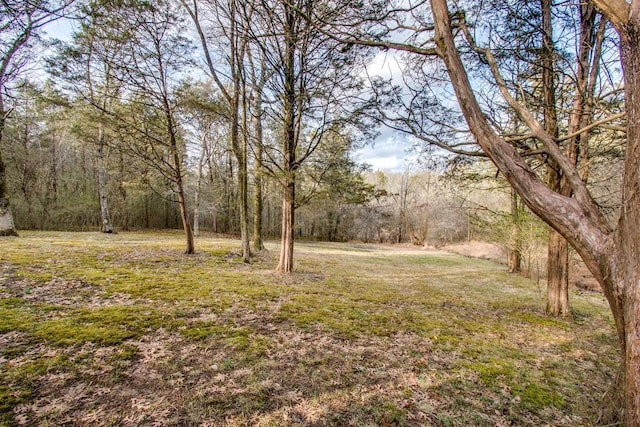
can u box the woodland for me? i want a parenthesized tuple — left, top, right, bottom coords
(0, 0, 638, 425)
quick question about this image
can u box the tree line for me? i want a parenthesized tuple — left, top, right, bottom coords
(1, 0, 638, 423)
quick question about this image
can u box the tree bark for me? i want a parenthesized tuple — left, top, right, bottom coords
(176, 179, 194, 254)
(251, 77, 265, 251)
(546, 230, 570, 316)
(0, 151, 18, 237)
(232, 1, 251, 263)
(237, 136, 251, 261)
(612, 6, 640, 421)
(276, 178, 295, 272)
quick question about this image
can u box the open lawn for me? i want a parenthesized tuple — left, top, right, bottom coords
(0, 232, 619, 426)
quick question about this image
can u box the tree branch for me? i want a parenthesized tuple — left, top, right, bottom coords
(430, 0, 611, 269)
(558, 112, 626, 142)
(591, 0, 629, 28)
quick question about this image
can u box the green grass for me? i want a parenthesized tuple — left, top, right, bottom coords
(0, 231, 620, 426)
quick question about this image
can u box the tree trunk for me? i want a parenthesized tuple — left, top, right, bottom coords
(176, 180, 195, 255)
(253, 142, 265, 251)
(97, 122, 114, 234)
(237, 143, 251, 262)
(0, 112, 18, 237)
(235, 76, 251, 262)
(508, 189, 522, 274)
(614, 8, 640, 422)
(276, 2, 297, 273)
(276, 178, 295, 272)
(252, 93, 265, 251)
(193, 136, 207, 237)
(166, 106, 194, 254)
(540, 0, 571, 316)
(546, 230, 570, 316)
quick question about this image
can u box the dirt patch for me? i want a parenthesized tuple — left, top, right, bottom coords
(441, 240, 506, 264)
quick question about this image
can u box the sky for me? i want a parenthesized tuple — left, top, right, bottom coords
(354, 128, 417, 172)
(353, 50, 422, 172)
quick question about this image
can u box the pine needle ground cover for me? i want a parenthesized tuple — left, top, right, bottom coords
(0, 232, 618, 426)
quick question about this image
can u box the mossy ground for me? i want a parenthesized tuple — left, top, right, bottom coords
(0, 232, 619, 426)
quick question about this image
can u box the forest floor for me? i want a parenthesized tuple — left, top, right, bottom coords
(0, 231, 620, 426)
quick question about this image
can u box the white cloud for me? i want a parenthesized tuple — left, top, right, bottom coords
(355, 132, 417, 172)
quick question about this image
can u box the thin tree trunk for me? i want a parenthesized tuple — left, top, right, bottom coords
(247, 46, 267, 252)
(235, 78, 250, 261)
(176, 180, 194, 254)
(0, 150, 17, 237)
(253, 140, 265, 251)
(237, 141, 251, 261)
(0, 99, 18, 237)
(193, 135, 207, 237)
(231, 0, 251, 263)
(508, 189, 522, 274)
(97, 122, 114, 233)
(166, 105, 194, 254)
(251, 84, 265, 251)
(171, 131, 194, 254)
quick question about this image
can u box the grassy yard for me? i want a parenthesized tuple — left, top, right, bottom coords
(0, 231, 619, 426)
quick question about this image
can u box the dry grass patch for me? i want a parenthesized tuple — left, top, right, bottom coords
(0, 232, 619, 426)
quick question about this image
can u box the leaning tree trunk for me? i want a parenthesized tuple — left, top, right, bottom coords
(176, 181, 195, 255)
(167, 112, 194, 255)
